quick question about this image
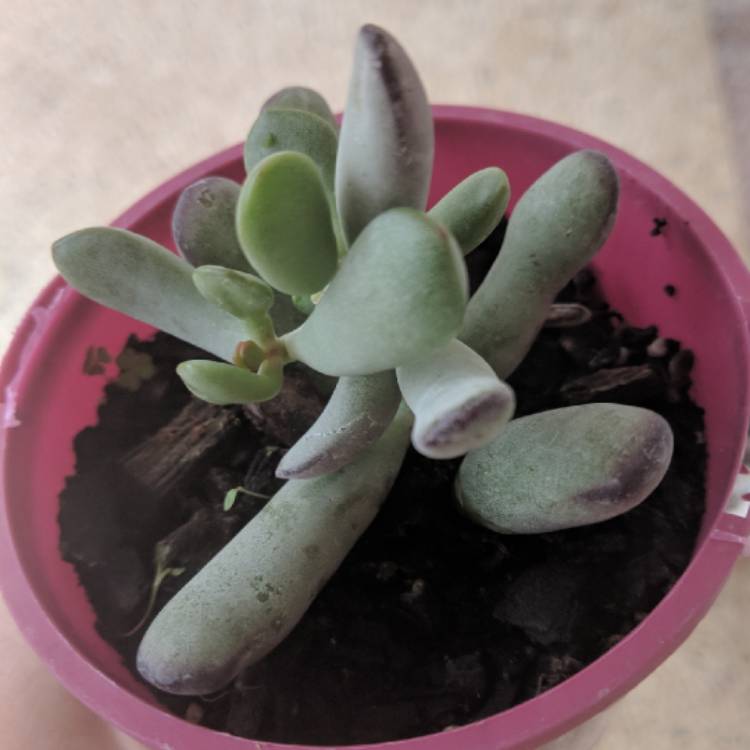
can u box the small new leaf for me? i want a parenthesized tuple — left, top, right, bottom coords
(193, 266, 274, 320)
(177, 359, 283, 405)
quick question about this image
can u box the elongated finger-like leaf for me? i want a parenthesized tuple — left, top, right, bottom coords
(236, 151, 338, 296)
(52, 227, 248, 362)
(282, 208, 468, 375)
(276, 371, 401, 478)
(457, 403, 673, 534)
(335, 24, 434, 244)
(136, 405, 413, 695)
(244, 108, 338, 191)
(428, 167, 510, 255)
(172, 177, 248, 271)
(397, 339, 515, 459)
(462, 150, 619, 377)
(263, 86, 337, 130)
(177, 359, 282, 405)
(192, 266, 274, 319)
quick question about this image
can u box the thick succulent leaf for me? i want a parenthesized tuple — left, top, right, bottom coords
(176, 359, 282, 405)
(457, 403, 674, 534)
(136, 405, 413, 695)
(397, 339, 515, 459)
(462, 150, 619, 377)
(192, 266, 274, 319)
(335, 24, 434, 244)
(276, 371, 401, 478)
(428, 167, 510, 255)
(263, 86, 337, 130)
(172, 177, 248, 271)
(52, 227, 247, 362)
(244, 108, 338, 191)
(236, 151, 339, 296)
(282, 208, 468, 376)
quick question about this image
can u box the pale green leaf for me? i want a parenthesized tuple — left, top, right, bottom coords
(262, 86, 337, 130)
(172, 177, 248, 271)
(462, 150, 619, 377)
(282, 208, 468, 375)
(335, 24, 434, 243)
(236, 151, 338, 296)
(177, 359, 283, 405)
(397, 339, 515, 459)
(457, 403, 673, 534)
(192, 266, 274, 320)
(52, 227, 248, 362)
(137, 406, 414, 695)
(277, 371, 401, 478)
(244, 108, 338, 191)
(428, 167, 510, 255)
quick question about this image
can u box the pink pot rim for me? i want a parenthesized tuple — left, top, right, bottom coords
(2, 105, 750, 750)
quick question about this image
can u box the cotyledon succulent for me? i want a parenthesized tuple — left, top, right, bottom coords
(52, 23, 676, 695)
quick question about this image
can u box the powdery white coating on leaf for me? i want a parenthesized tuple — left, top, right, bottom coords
(457, 403, 674, 534)
(137, 407, 413, 695)
(276, 165, 510, 472)
(397, 339, 515, 459)
(236, 151, 339, 296)
(462, 150, 619, 378)
(276, 371, 401, 478)
(282, 208, 468, 376)
(335, 24, 434, 244)
(52, 227, 248, 362)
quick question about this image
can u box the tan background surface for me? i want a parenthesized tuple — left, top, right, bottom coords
(1, 1, 749, 748)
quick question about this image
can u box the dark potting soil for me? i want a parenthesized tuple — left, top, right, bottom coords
(59, 223, 706, 745)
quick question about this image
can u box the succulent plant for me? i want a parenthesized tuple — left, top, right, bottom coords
(52, 23, 676, 695)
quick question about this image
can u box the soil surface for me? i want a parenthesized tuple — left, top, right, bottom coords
(59, 223, 706, 744)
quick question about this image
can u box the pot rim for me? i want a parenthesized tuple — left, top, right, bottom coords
(2, 105, 750, 750)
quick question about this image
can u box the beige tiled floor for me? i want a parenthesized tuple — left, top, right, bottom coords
(1, 2, 749, 748)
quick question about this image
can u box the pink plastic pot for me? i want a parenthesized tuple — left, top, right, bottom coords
(2, 107, 750, 750)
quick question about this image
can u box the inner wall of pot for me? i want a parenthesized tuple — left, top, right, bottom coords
(3, 117, 748, 710)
